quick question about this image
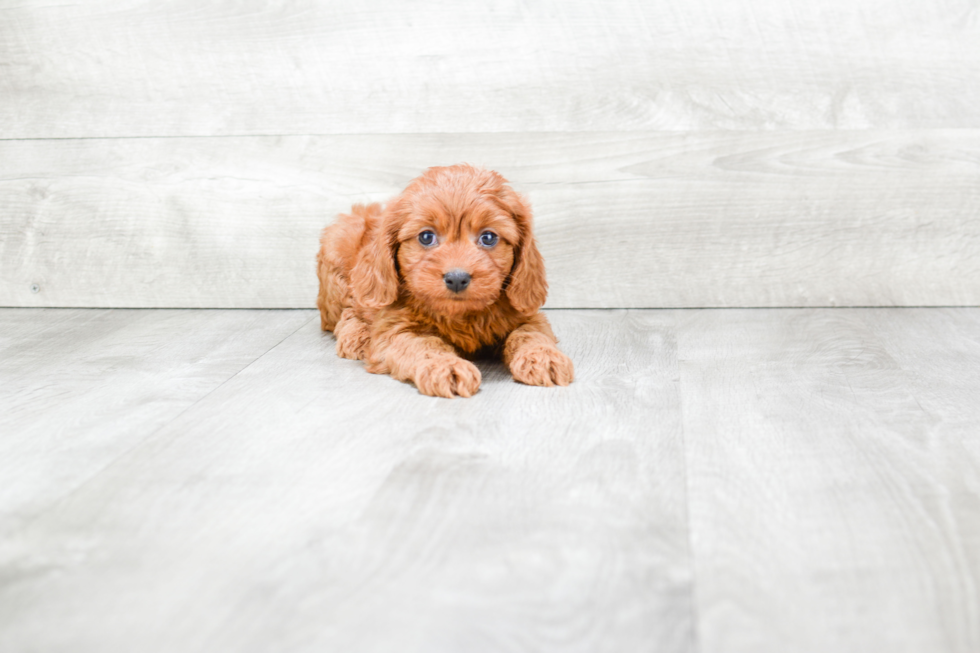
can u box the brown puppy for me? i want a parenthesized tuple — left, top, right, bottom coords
(316, 164, 574, 397)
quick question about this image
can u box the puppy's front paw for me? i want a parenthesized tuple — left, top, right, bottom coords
(336, 329, 368, 360)
(510, 345, 574, 387)
(415, 356, 482, 398)
(334, 311, 370, 360)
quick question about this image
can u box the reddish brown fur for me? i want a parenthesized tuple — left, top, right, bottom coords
(316, 164, 574, 397)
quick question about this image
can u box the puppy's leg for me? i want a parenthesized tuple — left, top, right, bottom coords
(504, 313, 574, 387)
(334, 308, 370, 360)
(368, 332, 481, 398)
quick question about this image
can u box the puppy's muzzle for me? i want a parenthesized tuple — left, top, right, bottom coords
(443, 269, 471, 293)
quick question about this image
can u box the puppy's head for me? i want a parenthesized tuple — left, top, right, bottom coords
(351, 165, 547, 316)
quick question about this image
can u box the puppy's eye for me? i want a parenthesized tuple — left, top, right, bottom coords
(478, 231, 499, 247)
(418, 230, 437, 247)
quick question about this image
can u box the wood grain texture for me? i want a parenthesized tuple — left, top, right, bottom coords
(0, 308, 313, 538)
(1, 307, 978, 651)
(0, 0, 978, 137)
(678, 308, 980, 653)
(0, 309, 694, 653)
(2, 131, 979, 309)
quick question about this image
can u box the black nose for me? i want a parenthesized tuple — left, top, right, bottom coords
(444, 269, 471, 293)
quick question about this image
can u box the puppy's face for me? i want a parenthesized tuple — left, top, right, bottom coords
(396, 189, 519, 315)
(350, 165, 548, 317)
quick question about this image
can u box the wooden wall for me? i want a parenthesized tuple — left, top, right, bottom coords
(2, 0, 978, 308)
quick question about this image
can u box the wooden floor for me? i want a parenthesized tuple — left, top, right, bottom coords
(1, 308, 978, 653)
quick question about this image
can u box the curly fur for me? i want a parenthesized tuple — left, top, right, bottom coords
(316, 164, 574, 397)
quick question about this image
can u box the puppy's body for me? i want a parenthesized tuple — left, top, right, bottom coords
(317, 165, 573, 397)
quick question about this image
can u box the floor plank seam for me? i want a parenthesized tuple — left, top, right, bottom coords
(8, 313, 318, 534)
(675, 359, 704, 653)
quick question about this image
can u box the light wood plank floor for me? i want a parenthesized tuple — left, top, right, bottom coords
(1, 308, 978, 653)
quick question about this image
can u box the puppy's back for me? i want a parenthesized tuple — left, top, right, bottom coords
(316, 203, 383, 330)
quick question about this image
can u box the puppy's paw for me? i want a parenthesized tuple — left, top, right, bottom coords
(334, 315, 370, 360)
(336, 330, 368, 360)
(415, 356, 482, 398)
(510, 345, 574, 387)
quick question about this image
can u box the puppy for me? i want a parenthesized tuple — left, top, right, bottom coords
(316, 164, 573, 398)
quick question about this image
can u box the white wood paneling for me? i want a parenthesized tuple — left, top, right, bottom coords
(0, 0, 978, 138)
(0, 309, 694, 653)
(2, 131, 978, 308)
(679, 308, 980, 653)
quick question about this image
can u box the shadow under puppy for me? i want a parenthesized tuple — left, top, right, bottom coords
(316, 164, 574, 398)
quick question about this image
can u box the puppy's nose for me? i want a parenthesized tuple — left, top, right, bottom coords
(443, 269, 471, 293)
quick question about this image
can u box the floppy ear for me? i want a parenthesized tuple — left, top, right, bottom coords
(350, 207, 400, 308)
(502, 188, 548, 315)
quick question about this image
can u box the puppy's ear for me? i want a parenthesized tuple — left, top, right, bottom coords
(350, 206, 400, 308)
(501, 188, 548, 315)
